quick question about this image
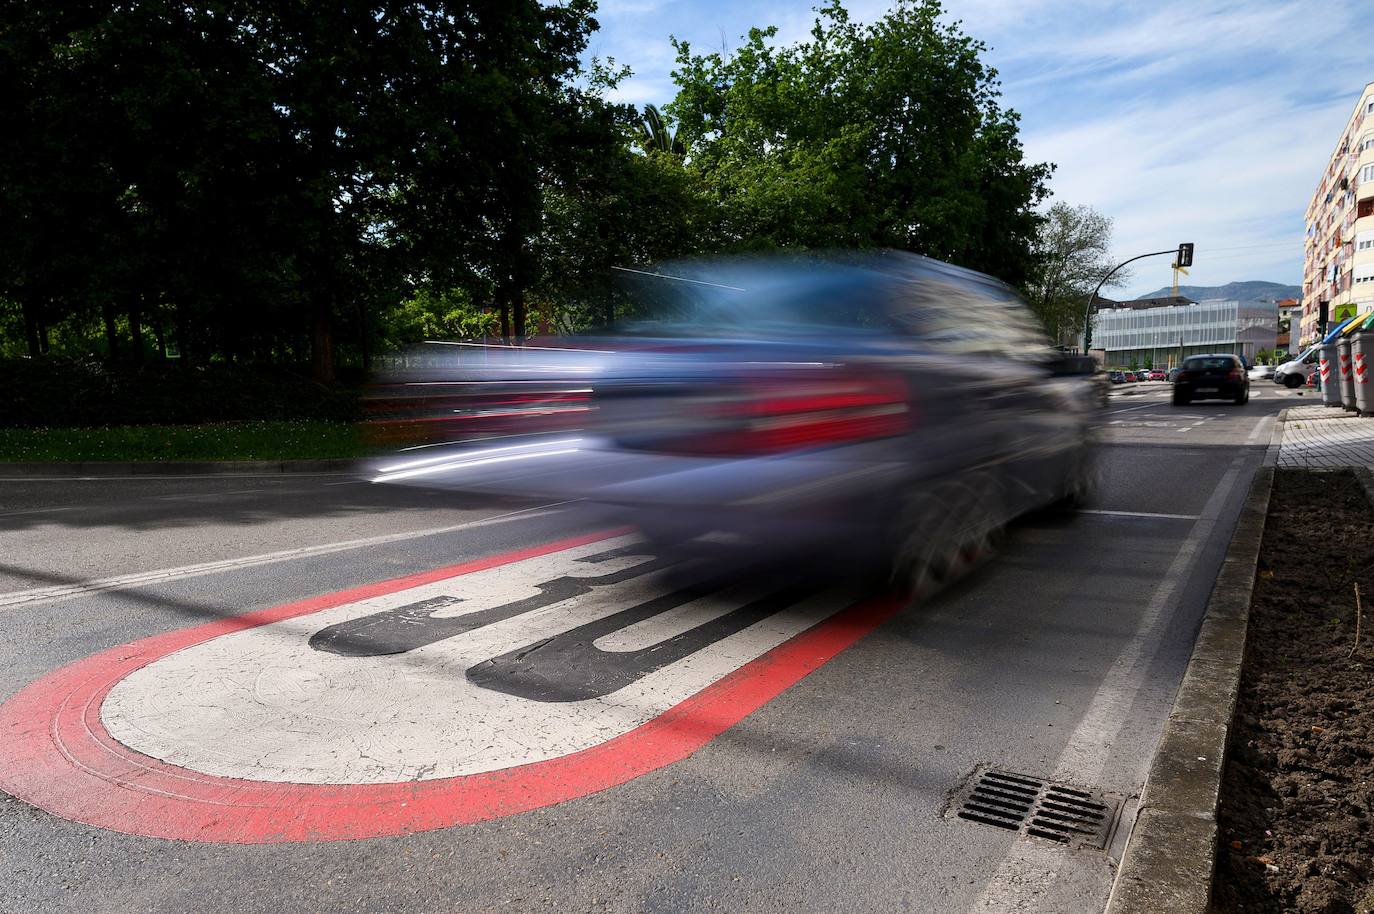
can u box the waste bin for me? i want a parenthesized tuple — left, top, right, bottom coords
(1355, 327, 1374, 416)
(1340, 336, 1358, 411)
(1322, 340, 1343, 406)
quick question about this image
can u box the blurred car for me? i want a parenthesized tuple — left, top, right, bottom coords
(1247, 364, 1275, 381)
(1108, 370, 1126, 384)
(370, 251, 1106, 589)
(1167, 367, 1182, 383)
(1172, 354, 1249, 405)
(1146, 369, 1167, 381)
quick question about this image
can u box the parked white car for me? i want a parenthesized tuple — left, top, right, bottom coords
(1247, 364, 1275, 381)
(1274, 345, 1319, 388)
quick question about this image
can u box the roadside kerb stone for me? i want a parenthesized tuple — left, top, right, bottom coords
(0, 459, 359, 477)
(1104, 465, 1274, 914)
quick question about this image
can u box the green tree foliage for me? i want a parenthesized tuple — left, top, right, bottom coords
(1023, 202, 1124, 346)
(666, 0, 1051, 283)
(0, 0, 614, 378)
(1, 0, 1055, 385)
(637, 105, 686, 155)
(379, 288, 497, 350)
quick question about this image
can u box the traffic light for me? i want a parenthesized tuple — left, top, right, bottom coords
(1176, 242, 1194, 268)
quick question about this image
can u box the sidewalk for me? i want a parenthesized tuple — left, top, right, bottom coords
(1276, 404, 1374, 468)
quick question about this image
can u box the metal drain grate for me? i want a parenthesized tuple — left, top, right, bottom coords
(949, 768, 1119, 849)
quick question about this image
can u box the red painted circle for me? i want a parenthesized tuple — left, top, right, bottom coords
(0, 530, 901, 843)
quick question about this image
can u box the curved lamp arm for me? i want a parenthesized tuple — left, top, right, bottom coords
(1082, 248, 1183, 353)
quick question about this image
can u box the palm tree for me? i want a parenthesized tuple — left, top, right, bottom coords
(637, 104, 685, 155)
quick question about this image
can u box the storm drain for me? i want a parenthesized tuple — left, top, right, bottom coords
(949, 768, 1119, 849)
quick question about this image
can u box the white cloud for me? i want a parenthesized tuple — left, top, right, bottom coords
(588, 0, 1374, 294)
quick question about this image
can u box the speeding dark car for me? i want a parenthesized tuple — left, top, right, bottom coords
(370, 251, 1106, 591)
(1172, 354, 1249, 405)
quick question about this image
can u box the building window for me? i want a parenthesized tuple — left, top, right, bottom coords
(1363, 164, 1374, 183)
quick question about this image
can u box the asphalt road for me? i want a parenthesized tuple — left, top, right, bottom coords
(0, 384, 1310, 914)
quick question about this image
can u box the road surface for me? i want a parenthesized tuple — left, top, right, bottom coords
(0, 384, 1307, 913)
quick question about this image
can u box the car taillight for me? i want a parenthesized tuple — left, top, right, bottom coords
(1176, 370, 1195, 381)
(685, 371, 913, 454)
(1227, 369, 1243, 381)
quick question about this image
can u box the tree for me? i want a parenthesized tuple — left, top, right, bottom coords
(0, 1, 620, 372)
(637, 105, 685, 155)
(1023, 202, 1124, 347)
(665, 0, 1050, 284)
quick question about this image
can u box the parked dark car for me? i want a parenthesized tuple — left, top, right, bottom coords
(1172, 354, 1249, 405)
(370, 251, 1106, 590)
(1167, 367, 1182, 383)
(1108, 370, 1126, 384)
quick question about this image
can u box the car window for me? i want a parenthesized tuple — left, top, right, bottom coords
(1182, 357, 1235, 370)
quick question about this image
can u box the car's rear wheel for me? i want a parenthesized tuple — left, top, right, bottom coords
(1173, 390, 1191, 406)
(1234, 389, 1249, 405)
(1049, 443, 1099, 514)
(890, 473, 1004, 597)
(1283, 374, 1303, 389)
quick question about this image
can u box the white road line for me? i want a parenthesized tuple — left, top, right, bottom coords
(0, 472, 352, 482)
(973, 442, 1253, 911)
(1246, 414, 1272, 445)
(1106, 401, 1169, 416)
(1080, 509, 1200, 520)
(0, 501, 575, 610)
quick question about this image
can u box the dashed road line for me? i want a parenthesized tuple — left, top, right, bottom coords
(0, 501, 574, 609)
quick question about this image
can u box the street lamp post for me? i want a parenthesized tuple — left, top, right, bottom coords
(1082, 243, 1195, 354)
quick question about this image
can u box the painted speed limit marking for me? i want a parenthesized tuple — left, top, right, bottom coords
(0, 529, 900, 843)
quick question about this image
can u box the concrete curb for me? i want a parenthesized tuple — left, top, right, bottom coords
(0, 459, 360, 477)
(1104, 464, 1274, 914)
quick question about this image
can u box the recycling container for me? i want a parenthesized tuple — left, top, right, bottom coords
(1322, 340, 1343, 406)
(1354, 328, 1374, 416)
(1339, 336, 1358, 411)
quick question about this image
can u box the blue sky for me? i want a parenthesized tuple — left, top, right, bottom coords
(585, 0, 1373, 297)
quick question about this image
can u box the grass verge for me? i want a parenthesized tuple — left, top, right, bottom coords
(0, 421, 365, 462)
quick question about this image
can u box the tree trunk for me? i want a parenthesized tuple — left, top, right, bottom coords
(311, 292, 336, 384)
(101, 300, 120, 363)
(21, 300, 41, 358)
(512, 284, 526, 342)
(176, 303, 194, 365)
(356, 297, 371, 371)
(152, 319, 167, 360)
(128, 297, 144, 364)
(498, 302, 511, 343)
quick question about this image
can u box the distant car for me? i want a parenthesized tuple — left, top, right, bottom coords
(1167, 367, 1182, 383)
(1146, 369, 1167, 381)
(1173, 354, 1250, 405)
(1248, 364, 1275, 381)
(1108, 370, 1127, 383)
(1134, 370, 1149, 382)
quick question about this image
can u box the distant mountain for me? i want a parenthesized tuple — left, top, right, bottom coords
(1137, 281, 1301, 302)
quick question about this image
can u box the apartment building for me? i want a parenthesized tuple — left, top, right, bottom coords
(1300, 81, 1374, 347)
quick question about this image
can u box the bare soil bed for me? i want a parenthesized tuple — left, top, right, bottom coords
(1214, 469, 1374, 914)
